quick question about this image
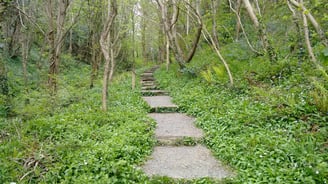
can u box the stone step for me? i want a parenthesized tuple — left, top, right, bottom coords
(141, 76, 155, 81)
(142, 145, 233, 179)
(141, 81, 156, 85)
(149, 113, 203, 140)
(141, 90, 168, 96)
(141, 86, 158, 90)
(142, 96, 178, 112)
(141, 73, 153, 77)
(141, 77, 155, 82)
(141, 82, 156, 86)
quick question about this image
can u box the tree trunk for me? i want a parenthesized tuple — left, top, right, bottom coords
(288, 0, 327, 47)
(108, 47, 115, 82)
(287, 0, 303, 60)
(302, 7, 317, 65)
(235, 0, 242, 40)
(210, 0, 219, 48)
(186, 0, 190, 35)
(141, 6, 147, 62)
(0, 59, 8, 96)
(90, 33, 99, 89)
(47, 0, 70, 94)
(242, 0, 277, 62)
(156, 0, 202, 69)
(166, 34, 170, 71)
(131, 70, 136, 90)
(21, 34, 29, 89)
(100, 0, 117, 111)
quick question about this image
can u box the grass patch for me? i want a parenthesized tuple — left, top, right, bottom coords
(155, 63, 328, 183)
(0, 62, 156, 183)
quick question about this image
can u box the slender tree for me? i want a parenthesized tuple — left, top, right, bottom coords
(288, 0, 328, 47)
(47, 0, 71, 93)
(242, 0, 277, 62)
(156, 0, 202, 69)
(100, 0, 117, 111)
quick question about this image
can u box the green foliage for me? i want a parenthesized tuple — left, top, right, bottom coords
(311, 80, 328, 113)
(200, 65, 227, 84)
(0, 61, 157, 183)
(155, 62, 328, 183)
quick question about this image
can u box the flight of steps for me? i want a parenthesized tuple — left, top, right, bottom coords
(140, 66, 233, 180)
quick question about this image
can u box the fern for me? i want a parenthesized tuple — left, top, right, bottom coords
(311, 80, 328, 113)
(212, 65, 226, 79)
(200, 69, 213, 84)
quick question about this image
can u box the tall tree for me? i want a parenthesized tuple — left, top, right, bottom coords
(156, 0, 202, 69)
(87, 0, 104, 88)
(210, 0, 220, 48)
(100, 0, 117, 111)
(46, 0, 71, 93)
(288, 0, 328, 47)
(242, 0, 277, 62)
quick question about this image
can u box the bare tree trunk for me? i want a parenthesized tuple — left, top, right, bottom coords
(0, 60, 8, 96)
(242, 0, 277, 62)
(69, 12, 73, 54)
(184, 1, 203, 63)
(17, 0, 29, 90)
(47, 0, 70, 94)
(100, 0, 117, 111)
(131, 70, 136, 90)
(108, 47, 115, 82)
(186, 0, 190, 35)
(210, 0, 219, 48)
(21, 35, 29, 89)
(90, 33, 99, 88)
(229, 0, 261, 55)
(141, 4, 147, 62)
(156, 0, 202, 69)
(287, 0, 303, 59)
(101, 45, 111, 111)
(166, 34, 170, 71)
(195, 0, 200, 15)
(235, 0, 242, 40)
(301, 7, 317, 65)
(288, 0, 327, 47)
(131, 6, 136, 89)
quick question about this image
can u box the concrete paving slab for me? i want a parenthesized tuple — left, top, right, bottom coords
(142, 96, 178, 109)
(142, 145, 233, 179)
(142, 86, 158, 90)
(141, 77, 155, 81)
(149, 113, 203, 139)
(141, 90, 168, 96)
(141, 73, 153, 77)
(141, 81, 156, 85)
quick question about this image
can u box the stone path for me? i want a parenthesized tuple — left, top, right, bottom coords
(140, 66, 233, 180)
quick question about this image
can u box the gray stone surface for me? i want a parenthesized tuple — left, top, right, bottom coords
(141, 86, 158, 90)
(141, 90, 168, 96)
(143, 96, 178, 109)
(142, 145, 233, 179)
(149, 113, 203, 139)
(141, 81, 156, 86)
(141, 72, 153, 77)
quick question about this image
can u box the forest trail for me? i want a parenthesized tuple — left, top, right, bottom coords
(141, 67, 233, 180)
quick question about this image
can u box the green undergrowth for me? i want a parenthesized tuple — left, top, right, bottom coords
(155, 63, 328, 183)
(0, 61, 157, 183)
